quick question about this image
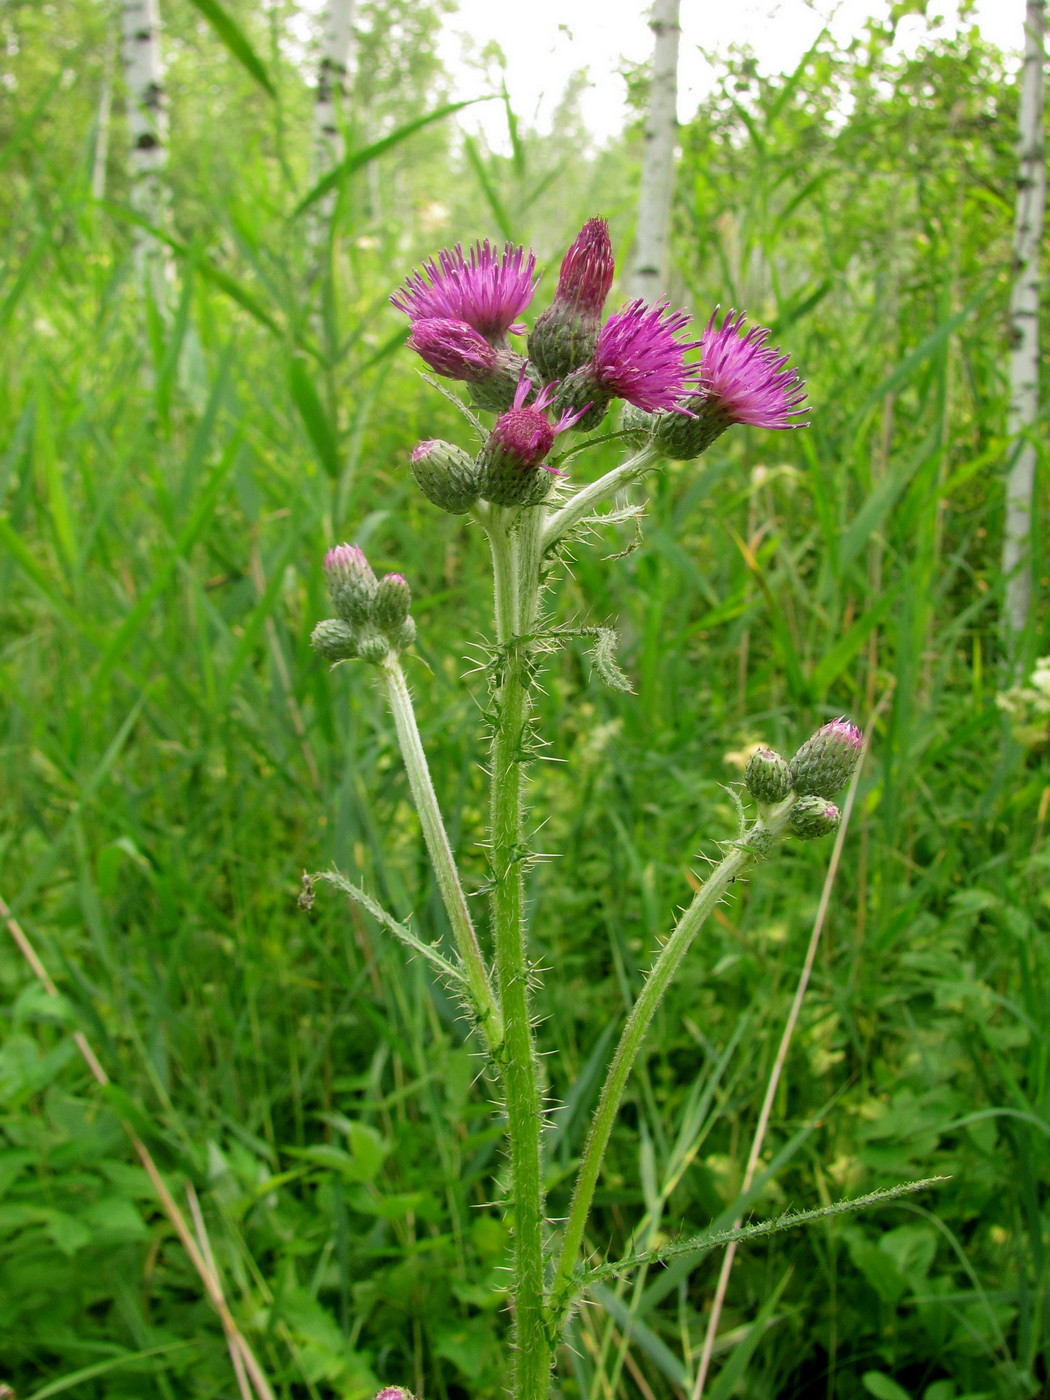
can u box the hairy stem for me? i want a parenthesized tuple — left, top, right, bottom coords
(488, 504, 551, 1400)
(548, 803, 793, 1331)
(379, 655, 503, 1053)
(542, 444, 659, 552)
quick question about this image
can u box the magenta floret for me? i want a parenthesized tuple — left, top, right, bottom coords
(698, 310, 809, 429)
(391, 240, 539, 343)
(552, 218, 615, 319)
(592, 299, 699, 412)
(407, 317, 499, 382)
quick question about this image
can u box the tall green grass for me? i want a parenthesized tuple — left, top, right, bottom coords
(0, 5, 1046, 1398)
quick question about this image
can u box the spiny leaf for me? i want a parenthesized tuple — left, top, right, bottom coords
(581, 1178, 949, 1287)
(302, 871, 467, 987)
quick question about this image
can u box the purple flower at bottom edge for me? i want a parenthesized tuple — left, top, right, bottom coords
(391, 240, 539, 343)
(592, 300, 700, 412)
(699, 310, 808, 429)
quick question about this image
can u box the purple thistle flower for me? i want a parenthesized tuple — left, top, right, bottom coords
(552, 217, 615, 318)
(406, 317, 527, 411)
(391, 241, 538, 345)
(698, 310, 808, 429)
(477, 374, 586, 506)
(592, 300, 699, 411)
(529, 218, 616, 382)
(407, 318, 501, 383)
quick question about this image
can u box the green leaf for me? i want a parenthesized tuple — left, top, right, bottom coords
(23, 1345, 194, 1400)
(289, 358, 341, 478)
(863, 1372, 914, 1400)
(463, 135, 513, 241)
(186, 0, 277, 98)
(292, 99, 495, 218)
(707, 1266, 792, 1400)
(590, 1285, 688, 1388)
(102, 203, 283, 335)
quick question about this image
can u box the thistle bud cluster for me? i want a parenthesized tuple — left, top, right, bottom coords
(743, 719, 863, 842)
(311, 545, 415, 665)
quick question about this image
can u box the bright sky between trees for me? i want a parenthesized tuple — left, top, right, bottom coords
(436, 0, 1027, 149)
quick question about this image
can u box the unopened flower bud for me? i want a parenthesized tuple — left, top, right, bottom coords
(392, 616, 416, 651)
(310, 618, 358, 662)
(373, 573, 412, 633)
(357, 631, 390, 664)
(744, 747, 792, 804)
(789, 795, 841, 840)
(324, 543, 376, 625)
(790, 718, 863, 798)
(410, 439, 480, 514)
(528, 218, 615, 382)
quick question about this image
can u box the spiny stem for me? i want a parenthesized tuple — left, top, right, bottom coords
(548, 802, 793, 1333)
(378, 655, 502, 1054)
(487, 503, 551, 1400)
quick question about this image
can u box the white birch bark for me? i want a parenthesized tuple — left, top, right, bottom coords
(629, 0, 682, 302)
(120, 0, 171, 307)
(1002, 0, 1046, 653)
(315, 0, 356, 176)
(310, 0, 356, 247)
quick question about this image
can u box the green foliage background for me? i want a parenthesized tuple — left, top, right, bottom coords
(0, 2, 1047, 1398)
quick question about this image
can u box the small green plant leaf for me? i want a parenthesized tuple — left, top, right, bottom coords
(186, 0, 277, 98)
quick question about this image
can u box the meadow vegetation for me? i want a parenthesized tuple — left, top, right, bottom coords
(0, 3, 1047, 1398)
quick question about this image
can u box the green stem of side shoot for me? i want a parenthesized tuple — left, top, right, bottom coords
(547, 800, 794, 1334)
(378, 654, 502, 1054)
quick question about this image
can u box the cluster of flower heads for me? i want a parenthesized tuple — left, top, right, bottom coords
(311, 545, 415, 666)
(743, 719, 864, 842)
(390, 218, 809, 514)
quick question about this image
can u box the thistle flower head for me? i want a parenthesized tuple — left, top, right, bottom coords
(406, 317, 500, 382)
(391, 240, 538, 344)
(374, 1390, 415, 1400)
(373, 573, 412, 633)
(528, 218, 616, 382)
(698, 310, 808, 429)
(592, 299, 700, 411)
(790, 718, 863, 798)
(553, 218, 615, 319)
(477, 375, 584, 505)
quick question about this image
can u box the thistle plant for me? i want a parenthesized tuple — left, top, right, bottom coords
(307, 221, 870, 1400)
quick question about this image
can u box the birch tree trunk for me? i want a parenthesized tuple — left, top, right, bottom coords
(120, 0, 171, 309)
(1002, 0, 1046, 659)
(628, 0, 682, 302)
(310, 0, 356, 248)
